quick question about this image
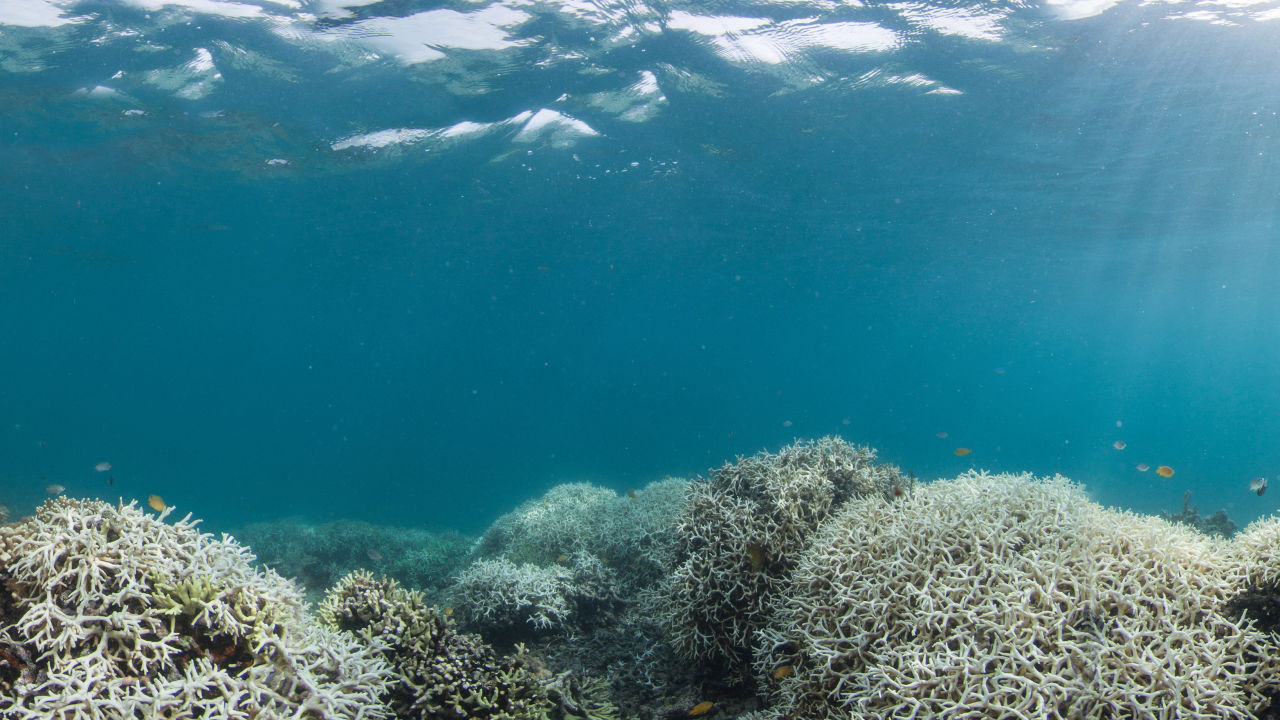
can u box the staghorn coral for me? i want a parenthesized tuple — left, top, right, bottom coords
(0, 496, 392, 720)
(542, 672, 620, 720)
(664, 436, 909, 667)
(471, 477, 689, 593)
(319, 569, 553, 720)
(752, 470, 1280, 720)
(449, 552, 622, 641)
(472, 483, 618, 567)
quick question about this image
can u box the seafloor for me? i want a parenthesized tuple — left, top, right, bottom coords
(2, 435, 1277, 720)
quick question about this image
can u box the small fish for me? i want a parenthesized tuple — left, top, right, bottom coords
(953, 448, 972, 456)
(147, 494, 166, 511)
(773, 664, 795, 680)
(108, 475, 114, 486)
(94, 462, 112, 472)
(1251, 477, 1268, 496)
(1136, 463, 1150, 472)
(44, 483, 66, 495)
(993, 367, 1006, 375)
(626, 489, 637, 499)
(1155, 466, 1175, 478)
(746, 542, 766, 572)
(689, 701, 714, 717)
(555, 554, 569, 564)
(936, 431, 948, 439)
(443, 607, 454, 616)
(366, 549, 383, 562)
(1112, 441, 1126, 450)
(782, 420, 793, 428)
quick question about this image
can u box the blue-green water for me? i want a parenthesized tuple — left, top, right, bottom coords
(2, 0, 1280, 534)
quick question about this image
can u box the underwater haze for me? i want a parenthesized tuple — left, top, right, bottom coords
(2, 0, 1280, 534)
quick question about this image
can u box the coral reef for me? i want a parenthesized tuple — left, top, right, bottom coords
(1161, 489, 1238, 538)
(462, 477, 693, 715)
(318, 569, 554, 720)
(234, 518, 472, 600)
(449, 552, 622, 641)
(664, 436, 909, 668)
(0, 497, 393, 720)
(471, 477, 688, 593)
(751, 470, 1280, 719)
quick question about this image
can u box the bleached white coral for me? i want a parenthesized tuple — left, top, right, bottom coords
(472, 482, 622, 565)
(754, 470, 1280, 720)
(0, 497, 392, 720)
(450, 557, 577, 634)
(665, 436, 909, 666)
(471, 476, 689, 591)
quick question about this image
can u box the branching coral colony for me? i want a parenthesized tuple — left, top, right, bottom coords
(664, 437, 911, 670)
(0, 497, 391, 720)
(16, 439, 1280, 720)
(747, 471, 1280, 720)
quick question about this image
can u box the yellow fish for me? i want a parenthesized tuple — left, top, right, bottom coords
(1156, 466, 1174, 478)
(147, 494, 166, 512)
(773, 664, 794, 679)
(689, 701, 714, 717)
(953, 447, 972, 457)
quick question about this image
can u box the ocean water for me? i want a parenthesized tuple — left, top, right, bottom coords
(2, 0, 1280, 536)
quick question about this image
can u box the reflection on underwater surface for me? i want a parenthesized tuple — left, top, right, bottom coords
(5, 0, 1280, 535)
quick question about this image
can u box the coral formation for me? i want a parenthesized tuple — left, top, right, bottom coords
(450, 559, 576, 637)
(318, 569, 553, 720)
(1161, 489, 1238, 538)
(472, 483, 618, 566)
(664, 436, 909, 667)
(449, 552, 622, 641)
(752, 470, 1280, 719)
(234, 518, 472, 599)
(0, 497, 393, 720)
(471, 477, 688, 592)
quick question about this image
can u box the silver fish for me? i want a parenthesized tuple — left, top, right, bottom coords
(1250, 477, 1268, 497)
